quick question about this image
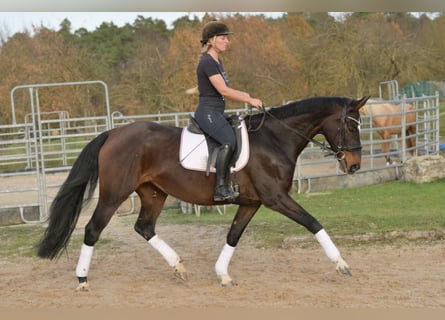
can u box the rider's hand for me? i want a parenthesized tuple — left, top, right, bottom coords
(249, 98, 263, 110)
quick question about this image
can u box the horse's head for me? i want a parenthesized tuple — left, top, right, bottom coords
(323, 96, 370, 174)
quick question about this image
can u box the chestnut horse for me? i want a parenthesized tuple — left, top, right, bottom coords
(360, 101, 417, 164)
(36, 96, 369, 291)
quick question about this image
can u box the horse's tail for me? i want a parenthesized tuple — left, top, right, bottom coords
(36, 131, 109, 259)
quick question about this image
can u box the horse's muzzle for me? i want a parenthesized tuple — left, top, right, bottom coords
(349, 164, 360, 174)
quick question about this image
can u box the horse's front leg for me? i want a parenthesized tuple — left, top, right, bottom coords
(215, 204, 260, 286)
(147, 235, 187, 281)
(264, 194, 352, 276)
(314, 229, 351, 275)
(379, 132, 393, 165)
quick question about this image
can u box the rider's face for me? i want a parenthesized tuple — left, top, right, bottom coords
(211, 35, 229, 53)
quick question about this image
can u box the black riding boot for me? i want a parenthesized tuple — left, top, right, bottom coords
(214, 144, 238, 201)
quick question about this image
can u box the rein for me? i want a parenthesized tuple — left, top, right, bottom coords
(245, 107, 267, 132)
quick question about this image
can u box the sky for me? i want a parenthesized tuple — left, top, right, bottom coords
(0, 12, 286, 36)
(0, 11, 440, 39)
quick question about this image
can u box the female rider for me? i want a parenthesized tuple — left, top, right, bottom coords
(194, 21, 263, 201)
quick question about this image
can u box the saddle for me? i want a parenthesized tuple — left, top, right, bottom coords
(179, 114, 249, 175)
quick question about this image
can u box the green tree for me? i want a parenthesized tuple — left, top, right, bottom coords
(114, 16, 170, 114)
(416, 14, 445, 82)
(1, 12, 445, 123)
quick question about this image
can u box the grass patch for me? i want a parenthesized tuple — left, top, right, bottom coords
(157, 179, 445, 247)
(0, 224, 112, 259)
(0, 224, 47, 258)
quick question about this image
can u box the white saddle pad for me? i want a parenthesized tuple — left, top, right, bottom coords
(179, 119, 250, 173)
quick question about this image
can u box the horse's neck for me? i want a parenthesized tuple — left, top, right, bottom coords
(272, 115, 322, 149)
(264, 109, 334, 162)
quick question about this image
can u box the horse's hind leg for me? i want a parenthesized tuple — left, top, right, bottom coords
(134, 183, 186, 281)
(76, 201, 123, 291)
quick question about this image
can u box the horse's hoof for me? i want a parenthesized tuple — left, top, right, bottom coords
(174, 261, 187, 281)
(337, 265, 352, 276)
(335, 256, 352, 276)
(219, 274, 237, 286)
(75, 282, 90, 292)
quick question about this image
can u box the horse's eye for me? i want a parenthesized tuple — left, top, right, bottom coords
(346, 116, 361, 132)
(350, 123, 358, 132)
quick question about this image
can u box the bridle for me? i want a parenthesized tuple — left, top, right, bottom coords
(246, 103, 362, 164)
(335, 104, 362, 159)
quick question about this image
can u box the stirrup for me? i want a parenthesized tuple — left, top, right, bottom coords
(214, 185, 239, 202)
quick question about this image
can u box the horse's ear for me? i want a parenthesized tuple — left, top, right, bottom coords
(355, 96, 370, 111)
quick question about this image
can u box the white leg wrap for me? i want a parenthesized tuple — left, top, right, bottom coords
(215, 243, 235, 276)
(76, 243, 94, 278)
(315, 229, 340, 262)
(148, 235, 180, 267)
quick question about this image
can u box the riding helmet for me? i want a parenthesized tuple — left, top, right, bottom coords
(201, 21, 233, 45)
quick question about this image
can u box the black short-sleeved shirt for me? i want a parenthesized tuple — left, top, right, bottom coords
(197, 53, 229, 98)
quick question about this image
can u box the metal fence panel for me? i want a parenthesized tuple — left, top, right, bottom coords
(0, 94, 440, 223)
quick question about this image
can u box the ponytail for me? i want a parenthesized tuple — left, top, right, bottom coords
(200, 35, 216, 56)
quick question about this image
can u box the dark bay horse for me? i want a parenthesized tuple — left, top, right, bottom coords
(360, 101, 417, 164)
(37, 96, 369, 291)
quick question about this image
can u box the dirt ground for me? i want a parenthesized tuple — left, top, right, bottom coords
(0, 211, 444, 309)
(1, 164, 444, 309)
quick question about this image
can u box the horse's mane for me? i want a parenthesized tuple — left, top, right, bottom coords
(247, 96, 348, 123)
